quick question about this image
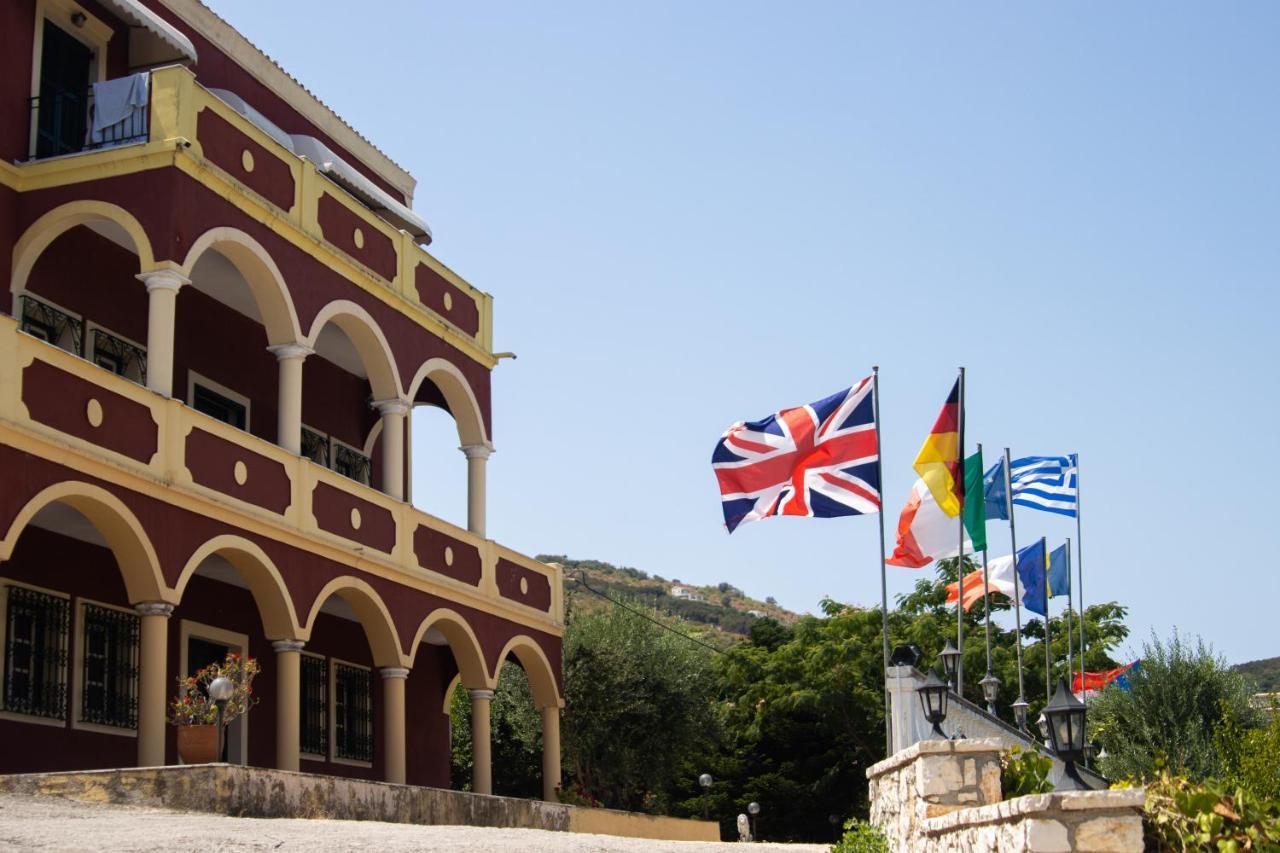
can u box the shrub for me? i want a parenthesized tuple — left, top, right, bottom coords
(168, 652, 259, 726)
(1001, 747, 1054, 798)
(831, 818, 888, 853)
(1143, 766, 1280, 852)
(1215, 700, 1280, 802)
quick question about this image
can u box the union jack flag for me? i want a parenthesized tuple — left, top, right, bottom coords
(712, 377, 881, 533)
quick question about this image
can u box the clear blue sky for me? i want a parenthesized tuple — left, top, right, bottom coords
(213, 1, 1278, 665)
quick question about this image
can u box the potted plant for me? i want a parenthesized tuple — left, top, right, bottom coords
(169, 651, 260, 764)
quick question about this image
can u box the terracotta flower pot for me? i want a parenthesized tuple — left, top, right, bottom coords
(176, 723, 218, 764)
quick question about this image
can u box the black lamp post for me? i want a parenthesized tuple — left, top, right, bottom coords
(1011, 694, 1030, 732)
(747, 801, 760, 842)
(979, 672, 1000, 715)
(828, 814, 842, 843)
(1042, 677, 1089, 789)
(207, 676, 234, 762)
(917, 669, 950, 738)
(698, 773, 713, 821)
(939, 640, 961, 690)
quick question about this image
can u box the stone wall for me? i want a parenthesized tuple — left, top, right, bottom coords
(866, 737, 1145, 852)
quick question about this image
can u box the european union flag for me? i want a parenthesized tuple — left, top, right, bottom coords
(983, 460, 1008, 521)
(1048, 544, 1070, 598)
(1016, 539, 1048, 616)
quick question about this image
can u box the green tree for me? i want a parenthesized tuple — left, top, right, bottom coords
(1090, 631, 1258, 782)
(450, 661, 543, 797)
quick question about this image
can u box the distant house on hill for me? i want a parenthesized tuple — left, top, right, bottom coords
(747, 609, 766, 618)
(670, 585, 706, 602)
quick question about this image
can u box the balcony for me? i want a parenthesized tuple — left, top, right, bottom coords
(9, 66, 493, 365)
(0, 316, 561, 632)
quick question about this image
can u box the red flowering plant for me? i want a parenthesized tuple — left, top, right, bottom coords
(168, 651, 261, 727)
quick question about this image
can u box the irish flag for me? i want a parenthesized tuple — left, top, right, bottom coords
(886, 477, 973, 567)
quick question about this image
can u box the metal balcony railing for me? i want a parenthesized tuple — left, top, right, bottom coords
(29, 83, 149, 159)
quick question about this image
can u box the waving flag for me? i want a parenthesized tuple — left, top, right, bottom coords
(963, 451, 987, 551)
(945, 553, 1020, 611)
(983, 459, 1009, 521)
(1048, 543, 1070, 597)
(1009, 455, 1078, 517)
(886, 477, 973, 567)
(912, 379, 963, 517)
(1073, 662, 1138, 694)
(712, 378, 880, 533)
(1015, 539, 1049, 616)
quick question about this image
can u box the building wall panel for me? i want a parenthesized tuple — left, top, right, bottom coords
(195, 107, 295, 210)
(22, 360, 158, 463)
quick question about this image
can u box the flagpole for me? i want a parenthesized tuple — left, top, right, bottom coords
(1065, 538, 1074, 694)
(955, 367, 966, 699)
(873, 367, 892, 755)
(978, 443, 993, 694)
(1005, 448, 1027, 728)
(1042, 535, 1051, 704)
(1075, 454, 1086, 703)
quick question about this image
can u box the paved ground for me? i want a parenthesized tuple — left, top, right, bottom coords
(0, 794, 830, 852)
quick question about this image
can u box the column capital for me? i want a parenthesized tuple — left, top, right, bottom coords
(380, 666, 410, 680)
(267, 343, 314, 362)
(134, 601, 174, 617)
(271, 639, 306, 653)
(460, 443, 494, 460)
(136, 269, 191, 293)
(372, 397, 411, 416)
(469, 688, 495, 700)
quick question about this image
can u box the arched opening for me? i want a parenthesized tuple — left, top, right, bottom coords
(175, 230, 301, 446)
(11, 203, 154, 382)
(298, 578, 403, 779)
(0, 483, 166, 774)
(408, 609, 488, 790)
(302, 302, 401, 493)
(407, 360, 488, 527)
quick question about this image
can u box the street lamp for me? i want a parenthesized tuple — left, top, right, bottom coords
(1042, 678, 1089, 790)
(698, 773, 713, 820)
(939, 640, 961, 689)
(207, 676, 234, 763)
(917, 669, 950, 738)
(747, 801, 761, 842)
(979, 672, 1000, 715)
(828, 814, 842, 843)
(1011, 695, 1030, 732)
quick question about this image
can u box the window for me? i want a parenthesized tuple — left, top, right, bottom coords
(89, 325, 146, 385)
(188, 373, 250, 432)
(300, 653, 327, 757)
(332, 662, 373, 763)
(19, 294, 82, 356)
(331, 440, 372, 486)
(79, 604, 139, 729)
(3, 586, 69, 720)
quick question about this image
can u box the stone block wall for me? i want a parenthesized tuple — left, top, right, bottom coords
(867, 738, 1145, 852)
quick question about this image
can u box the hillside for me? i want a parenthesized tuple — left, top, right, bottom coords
(538, 554, 800, 646)
(1236, 656, 1280, 693)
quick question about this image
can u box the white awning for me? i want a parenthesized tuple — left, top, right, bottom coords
(102, 0, 198, 65)
(207, 89, 294, 151)
(291, 135, 432, 244)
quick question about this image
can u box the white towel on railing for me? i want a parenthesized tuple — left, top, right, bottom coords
(90, 72, 149, 144)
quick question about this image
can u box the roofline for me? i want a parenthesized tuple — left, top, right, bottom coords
(155, 0, 418, 203)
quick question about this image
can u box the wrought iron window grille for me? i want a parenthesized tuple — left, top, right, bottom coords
(20, 295, 82, 356)
(301, 427, 330, 469)
(300, 654, 328, 757)
(80, 605, 140, 729)
(332, 444, 372, 487)
(333, 663, 373, 762)
(3, 587, 69, 720)
(91, 329, 147, 385)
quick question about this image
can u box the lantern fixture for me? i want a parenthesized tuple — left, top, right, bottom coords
(939, 640, 961, 688)
(917, 669, 950, 738)
(1011, 695, 1030, 732)
(979, 672, 1000, 714)
(1042, 677, 1089, 789)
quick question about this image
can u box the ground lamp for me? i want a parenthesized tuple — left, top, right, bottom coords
(1043, 678, 1089, 789)
(939, 640, 961, 689)
(747, 801, 761, 842)
(979, 672, 1001, 715)
(698, 773, 713, 820)
(207, 676, 234, 762)
(917, 669, 950, 738)
(1011, 695, 1030, 732)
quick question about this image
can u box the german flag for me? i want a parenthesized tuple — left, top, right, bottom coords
(912, 378, 963, 517)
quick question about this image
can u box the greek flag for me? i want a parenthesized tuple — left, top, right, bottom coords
(1009, 454, 1078, 518)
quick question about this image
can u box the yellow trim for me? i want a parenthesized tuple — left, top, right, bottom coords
(70, 596, 140, 738)
(303, 577, 404, 669)
(179, 226, 303, 347)
(441, 672, 461, 715)
(178, 619, 250, 764)
(0, 580, 71, 727)
(11, 201, 157, 292)
(0, 320, 562, 640)
(305, 300, 403, 401)
(172, 534, 301, 641)
(407, 357, 488, 446)
(491, 635, 562, 709)
(328, 656, 373, 768)
(406, 608, 488, 689)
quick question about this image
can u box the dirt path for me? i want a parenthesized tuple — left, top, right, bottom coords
(0, 793, 831, 852)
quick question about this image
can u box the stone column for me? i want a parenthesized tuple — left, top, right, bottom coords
(469, 688, 494, 795)
(373, 399, 410, 501)
(135, 602, 174, 767)
(137, 270, 190, 398)
(460, 444, 493, 538)
(541, 705, 562, 802)
(267, 345, 312, 455)
(272, 640, 304, 772)
(381, 667, 409, 784)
